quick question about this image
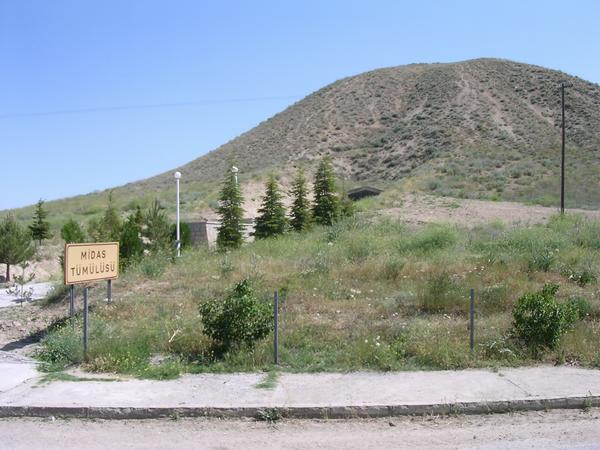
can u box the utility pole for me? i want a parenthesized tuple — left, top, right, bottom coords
(559, 82, 572, 215)
(560, 82, 566, 215)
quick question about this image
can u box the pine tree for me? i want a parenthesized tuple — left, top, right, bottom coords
(312, 156, 339, 226)
(289, 167, 312, 232)
(120, 212, 144, 268)
(143, 199, 171, 254)
(88, 191, 122, 242)
(61, 219, 86, 243)
(216, 168, 244, 250)
(59, 218, 86, 271)
(29, 199, 52, 246)
(0, 215, 35, 282)
(254, 174, 288, 239)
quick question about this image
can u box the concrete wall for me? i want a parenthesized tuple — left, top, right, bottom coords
(188, 220, 255, 248)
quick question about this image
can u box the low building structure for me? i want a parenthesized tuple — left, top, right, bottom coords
(347, 186, 383, 201)
(188, 219, 255, 248)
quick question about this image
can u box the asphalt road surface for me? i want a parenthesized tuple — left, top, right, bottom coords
(1, 409, 599, 450)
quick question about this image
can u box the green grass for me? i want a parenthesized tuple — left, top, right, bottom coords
(255, 370, 279, 389)
(36, 213, 600, 377)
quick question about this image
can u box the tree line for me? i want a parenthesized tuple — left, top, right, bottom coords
(216, 156, 353, 250)
(0, 156, 351, 280)
(0, 199, 50, 281)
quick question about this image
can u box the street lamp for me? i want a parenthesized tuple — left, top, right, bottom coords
(174, 171, 182, 257)
(231, 166, 239, 185)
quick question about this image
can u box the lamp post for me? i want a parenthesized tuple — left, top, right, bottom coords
(231, 166, 239, 185)
(174, 171, 182, 257)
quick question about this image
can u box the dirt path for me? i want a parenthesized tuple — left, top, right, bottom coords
(1, 409, 599, 449)
(380, 194, 600, 226)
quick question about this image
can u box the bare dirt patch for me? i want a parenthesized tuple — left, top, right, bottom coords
(380, 194, 600, 226)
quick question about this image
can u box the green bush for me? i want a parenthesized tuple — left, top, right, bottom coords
(527, 247, 556, 272)
(419, 272, 462, 313)
(398, 225, 457, 254)
(37, 324, 82, 370)
(512, 284, 579, 354)
(170, 222, 192, 249)
(137, 253, 169, 278)
(199, 280, 273, 352)
(567, 297, 592, 320)
(562, 266, 596, 287)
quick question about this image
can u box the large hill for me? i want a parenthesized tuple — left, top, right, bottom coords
(134, 58, 600, 208)
(8, 58, 600, 222)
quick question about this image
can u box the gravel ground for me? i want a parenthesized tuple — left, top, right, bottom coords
(1, 409, 599, 450)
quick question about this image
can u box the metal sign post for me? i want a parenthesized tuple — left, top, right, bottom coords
(69, 284, 75, 318)
(63, 242, 120, 361)
(107, 279, 112, 304)
(83, 287, 89, 361)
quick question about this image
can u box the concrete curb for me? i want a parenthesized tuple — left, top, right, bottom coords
(1, 396, 598, 420)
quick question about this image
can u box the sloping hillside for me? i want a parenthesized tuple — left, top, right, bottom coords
(136, 58, 600, 207)
(7, 58, 600, 221)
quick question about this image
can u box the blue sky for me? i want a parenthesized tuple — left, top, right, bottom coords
(1, 0, 599, 210)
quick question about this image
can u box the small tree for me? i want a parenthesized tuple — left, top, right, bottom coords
(253, 174, 288, 239)
(59, 218, 86, 270)
(61, 219, 86, 244)
(312, 156, 339, 226)
(88, 191, 122, 242)
(289, 167, 312, 232)
(0, 215, 35, 282)
(143, 199, 171, 254)
(216, 168, 244, 250)
(199, 279, 273, 352)
(120, 213, 144, 268)
(512, 284, 579, 356)
(29, 199, 52, 246)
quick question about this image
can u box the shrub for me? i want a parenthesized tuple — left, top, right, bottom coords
(566, 297, 592, 320)
(199, 280, 273, 352)
(562, 266, 596, 287)
(527, 247, 556, 272)
(37, 324, 82, 370)
(137, 253, 169, 278)
(512, 284, 579, 354)
(398, 225, 457, 254)
(381, 257, 406, 281)
(419, 272, 462, 313)
(170, 222, 192, 249)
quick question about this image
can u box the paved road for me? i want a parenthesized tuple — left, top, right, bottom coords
(0, 282, 53, 308)
(1, 409, 599, 449)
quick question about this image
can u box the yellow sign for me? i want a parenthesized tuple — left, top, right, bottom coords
(64, 242, 119, 285)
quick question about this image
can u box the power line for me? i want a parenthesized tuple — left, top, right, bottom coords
(0, 95, 300, 120)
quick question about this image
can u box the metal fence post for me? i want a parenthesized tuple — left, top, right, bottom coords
(274, 291, 279, 365)
(469, 288, 475, 352)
